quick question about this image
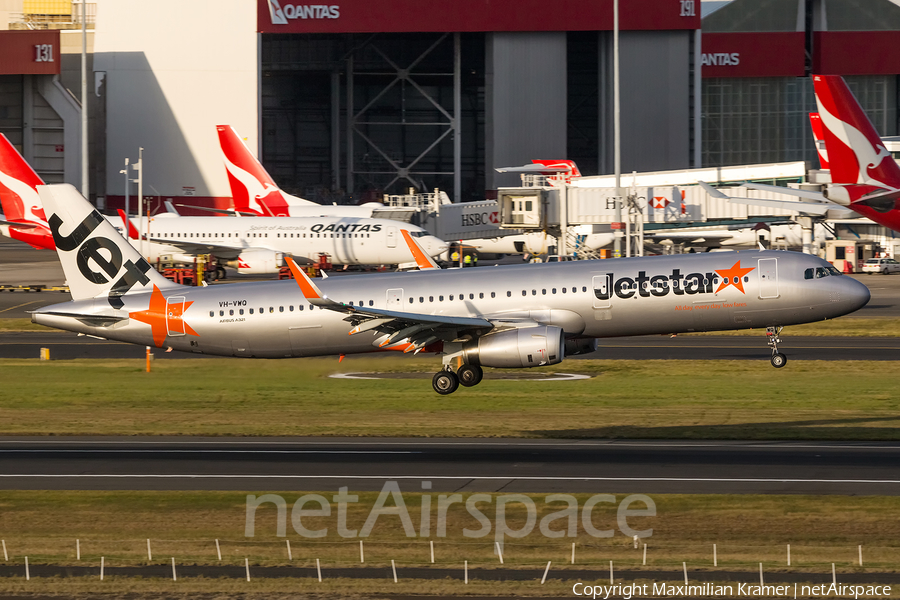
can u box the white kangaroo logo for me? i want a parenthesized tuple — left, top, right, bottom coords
(0, 167, 44, 223)
(817, 100, 891, 187)
(222, 155, 280, 215)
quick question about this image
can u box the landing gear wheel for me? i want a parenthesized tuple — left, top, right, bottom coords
(457, 364, 484, 387)
(215, 266, 227, 280)
(770, 353, 787, 368)
(432, 370, 459, 395)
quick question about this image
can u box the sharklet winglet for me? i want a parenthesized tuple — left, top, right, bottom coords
(285, 256, 332, 306)
(401, 229, 440, 270)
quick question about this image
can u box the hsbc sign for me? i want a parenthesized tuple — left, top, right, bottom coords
(267, 0, 339, 23)
(462, 211, 499, 227)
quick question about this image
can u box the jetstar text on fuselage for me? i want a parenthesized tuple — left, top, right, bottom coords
(310, 223, 382, 233)
(594, 268, 751, 300)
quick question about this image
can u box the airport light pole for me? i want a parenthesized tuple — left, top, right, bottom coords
(80, 0, 88, 200)
(612, 0, 624, 258)
(120, 158, 129, 217)
(136, 148, 144, 259)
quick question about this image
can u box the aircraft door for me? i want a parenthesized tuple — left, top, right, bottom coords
(758, 258, 779, 299)
(387, 227, 397, 248)
(592, 274, 613, 309)
(386, 288, 403, 308)
(166, 296, 186, 336)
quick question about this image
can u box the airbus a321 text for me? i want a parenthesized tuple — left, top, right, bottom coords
(32, 184, 870, 394)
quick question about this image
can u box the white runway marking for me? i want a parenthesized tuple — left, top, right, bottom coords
(0, 474, 897, 484)
(1, 440, 900, 450)
(329, 372, 592, 381)
(0, 450, 416, 454)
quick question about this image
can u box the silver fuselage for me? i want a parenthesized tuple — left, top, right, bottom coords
(33, 250, 869, 361)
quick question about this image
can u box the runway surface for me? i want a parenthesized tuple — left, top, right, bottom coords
(0, 330, 897, 361)
(1, 437, 899, 495)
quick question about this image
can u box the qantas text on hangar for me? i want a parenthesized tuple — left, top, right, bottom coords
(268, 0, 339, 23)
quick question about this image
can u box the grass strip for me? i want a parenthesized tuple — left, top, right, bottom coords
(0, 358, 898, 439)
(0, 491, 898, 571)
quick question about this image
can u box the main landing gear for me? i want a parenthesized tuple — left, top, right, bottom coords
(766, 326, 787, 368)
(432, 364, 484, 395)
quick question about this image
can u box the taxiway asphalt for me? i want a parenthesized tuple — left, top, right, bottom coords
(0, 330, 897, 361)
(0, 437, 898, 495)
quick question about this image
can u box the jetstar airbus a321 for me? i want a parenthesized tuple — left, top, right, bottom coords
(32, 184, 869, 394)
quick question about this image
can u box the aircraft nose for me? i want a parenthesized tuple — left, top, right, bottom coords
(431, 238, 449, 255)
(846, 276, 871, 311)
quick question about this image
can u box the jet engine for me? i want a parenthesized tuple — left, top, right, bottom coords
(464, 325, 565, 368)
(225, 249, 284, 274)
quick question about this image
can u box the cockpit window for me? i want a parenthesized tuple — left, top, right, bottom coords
(806, 266, 842, 280)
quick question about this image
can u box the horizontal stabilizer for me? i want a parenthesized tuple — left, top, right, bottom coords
(0, 219, 39, 229)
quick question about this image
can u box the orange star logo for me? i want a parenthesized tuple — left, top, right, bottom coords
(714, 261, 755, 294)
(128, 285, 199, 348)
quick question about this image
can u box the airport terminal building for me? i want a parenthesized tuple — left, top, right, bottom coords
(0, 0, 899, 210)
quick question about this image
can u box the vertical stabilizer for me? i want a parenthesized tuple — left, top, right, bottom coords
(216, 124, 309, 215)
(812, 75, 900, 189)
(0, 134, 47, 223)
(38, 184, 178, 307)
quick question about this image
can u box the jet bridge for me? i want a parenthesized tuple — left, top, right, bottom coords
(495, 161, 852, 257)
(384, 161, 858, 257)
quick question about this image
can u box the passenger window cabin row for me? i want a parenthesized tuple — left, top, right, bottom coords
(208, 286, 590, 317)
(157, 232, 371, 239)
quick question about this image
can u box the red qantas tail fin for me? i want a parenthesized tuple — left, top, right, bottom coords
(531, 159, 582, 179)
(216, 125, 291, 216)
(813, 75, 900, 190)
(116, 209, 141, 239)
(809, 112, 829, 170)
(0, 134, 54, 249)
(0, 134, 47, 223)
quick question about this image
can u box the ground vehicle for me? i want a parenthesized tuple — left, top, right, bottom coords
(862, 258, 900, 275)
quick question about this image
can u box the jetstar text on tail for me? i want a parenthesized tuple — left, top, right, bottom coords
(49, 210, 152, 309)
(594, 264, 754, 300)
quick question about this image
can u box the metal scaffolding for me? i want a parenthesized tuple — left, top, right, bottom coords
(346, 33, 461, 201)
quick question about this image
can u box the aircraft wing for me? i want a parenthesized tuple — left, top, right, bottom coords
(495, 164, 569, 173)
(726, 197, 831, 216)
(285, 257, 493, 353)
(147, 237, 244, 260)
(742, 182, 828, 201)
(174, 204, 256, 217)
(698, 181, 854, 218)
(645, 231, 736, 241)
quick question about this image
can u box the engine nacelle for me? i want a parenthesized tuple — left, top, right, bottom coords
(565, 337, 598, 356)
(226, 249, 284, 274)
(465, 326, 565, 368)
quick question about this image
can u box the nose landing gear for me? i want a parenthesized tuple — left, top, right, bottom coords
(766, 326, 787, 368)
